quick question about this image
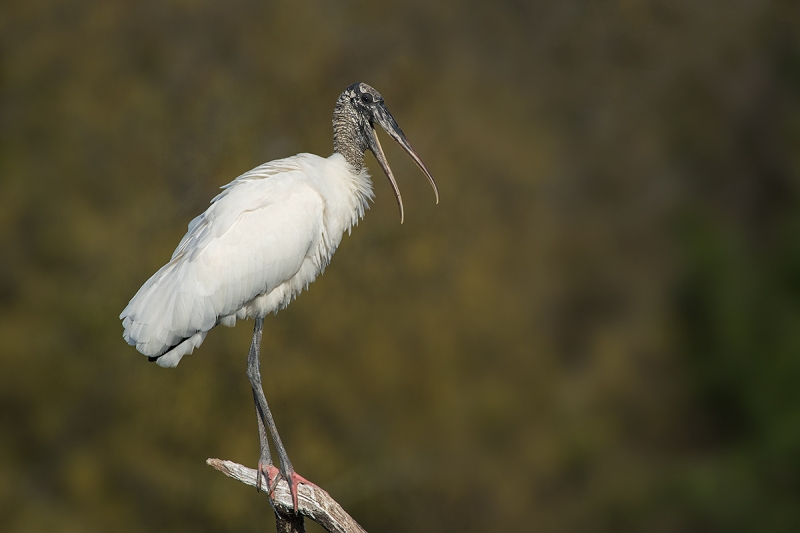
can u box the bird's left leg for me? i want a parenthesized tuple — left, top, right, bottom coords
(247, 318, 280, 492)
(246, 317, 316, 512)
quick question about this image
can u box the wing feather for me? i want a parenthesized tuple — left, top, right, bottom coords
(121, 159, 325, 362)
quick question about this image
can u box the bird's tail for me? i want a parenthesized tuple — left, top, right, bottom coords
(120, 258, 217, 367)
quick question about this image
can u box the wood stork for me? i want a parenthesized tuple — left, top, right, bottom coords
(120, 82, 438, 511)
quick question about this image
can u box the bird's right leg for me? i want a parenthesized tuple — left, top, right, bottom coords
(246, 318, 280, 492)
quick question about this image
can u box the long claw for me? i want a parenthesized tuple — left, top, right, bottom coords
(286, 471, 315, 513)
(256, 463, 265, 492)
(266, 470, 281, 496)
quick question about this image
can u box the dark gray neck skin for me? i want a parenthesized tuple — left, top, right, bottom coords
(332, 94, 369, 172)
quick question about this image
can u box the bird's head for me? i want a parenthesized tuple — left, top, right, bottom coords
(336, 82, 439, 223)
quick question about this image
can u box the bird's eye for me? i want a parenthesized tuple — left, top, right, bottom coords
(361, 94, 373, 104)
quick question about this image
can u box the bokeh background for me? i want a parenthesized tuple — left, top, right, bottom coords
(2, 1, 800, 531)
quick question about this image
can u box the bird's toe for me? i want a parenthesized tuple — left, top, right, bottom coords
(256, 461, 280, 493)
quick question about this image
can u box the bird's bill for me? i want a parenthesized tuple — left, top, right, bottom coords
(364, 123, 405, 223)
(366, 105, 439, 224)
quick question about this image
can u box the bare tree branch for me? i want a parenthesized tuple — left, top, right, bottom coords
(207, 458, 367, 533)
(274, 509, 306, 533)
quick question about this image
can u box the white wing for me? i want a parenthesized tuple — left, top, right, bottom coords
(120, 157, 325, 366)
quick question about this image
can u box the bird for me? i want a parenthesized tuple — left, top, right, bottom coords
(120, 82, 438, 511)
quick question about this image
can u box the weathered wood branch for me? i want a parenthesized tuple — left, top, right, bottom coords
(207, 458, 367, 533)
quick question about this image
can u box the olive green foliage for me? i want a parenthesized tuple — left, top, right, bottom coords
(2, 1, 800, 531)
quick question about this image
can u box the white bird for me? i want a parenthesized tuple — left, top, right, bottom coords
(120, 82, 438, 510)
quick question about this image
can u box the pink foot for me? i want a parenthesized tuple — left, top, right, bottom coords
(257, 462, 317, 513)
(284, 470, 318, 512)
(256, 462, 281, 493)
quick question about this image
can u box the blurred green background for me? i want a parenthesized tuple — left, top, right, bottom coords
(2, 0, 800, 531)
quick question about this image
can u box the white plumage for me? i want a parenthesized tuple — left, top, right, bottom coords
(120, 153, 373, 367)
(120, 82, 437, 507)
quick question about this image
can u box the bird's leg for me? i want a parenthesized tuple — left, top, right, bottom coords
(246, 317, 316, 512)
(251, 389, 279, 492)
(247, 318, 279, 492)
